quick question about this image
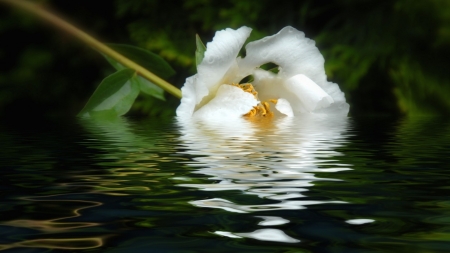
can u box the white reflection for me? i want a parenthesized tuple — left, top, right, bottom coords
(214, 229, 300, 243)
(256, 216, 290, 226)
(345, 219, 375, 225)
(176, 116, 351, 242)
(214, 231, 242, 239)
(236, 229, 301, 243)
(191, 198, 345, 213)
(177, 115, 351, 212)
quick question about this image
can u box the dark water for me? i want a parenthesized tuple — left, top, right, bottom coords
(0, 115, 449, 252)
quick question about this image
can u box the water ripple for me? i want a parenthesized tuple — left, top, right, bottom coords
(176, 115, 351, 242)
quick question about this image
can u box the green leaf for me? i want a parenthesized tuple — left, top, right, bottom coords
(105, 53, 165, 100)
(131, 75, 165, 101)
(78, 68, 139, 118)
(106, 44, 175, 79)
(103, 44, 172, 100)
(195, 34, 206, 67)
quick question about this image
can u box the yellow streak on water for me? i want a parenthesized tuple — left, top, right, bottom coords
(0, 195, 104, 250)
(0, 238, 103, 251)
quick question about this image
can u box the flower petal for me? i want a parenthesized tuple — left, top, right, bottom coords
(275, 98, 294, 117)
(251, 69, 341, 115)
(195, 27, 252, 105)
(239, 26, 346, 105)
(193, 84, 258, 120)
(239, 27, 322, 79)
(251, 69, 284, 100)
(284, 74, 334, 113)
(251, 69, 310, 115)
(176, 75, 197, 119)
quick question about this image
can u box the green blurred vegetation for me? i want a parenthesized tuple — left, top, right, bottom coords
(0, 0, 449, 119)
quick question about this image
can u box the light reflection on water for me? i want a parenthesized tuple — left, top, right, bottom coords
(0, 194, 104, 251)
(1, 116, 450, 251)
(176, 115, 352, 242)
(27, 115, 353, 247)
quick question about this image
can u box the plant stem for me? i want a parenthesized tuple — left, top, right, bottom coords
(0, 0, 182, 99)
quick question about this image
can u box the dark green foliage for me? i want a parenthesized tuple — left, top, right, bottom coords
(106, 44, 175, 79)
(0, 0, 449, 118)
(315, 0, 450, 115)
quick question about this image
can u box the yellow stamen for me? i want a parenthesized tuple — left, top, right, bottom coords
(244, 107, 256, 117)
(260, 104, 267, 116)
(244, 99, 278, 118)
(231, 83, 258, 97)
(229, 83, 278, 119)
(262, 101, 270, 111)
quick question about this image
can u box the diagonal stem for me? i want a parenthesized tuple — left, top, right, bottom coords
(0, 0, 182, 99)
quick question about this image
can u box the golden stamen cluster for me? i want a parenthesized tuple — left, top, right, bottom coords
(245, 99, 278, 117)
(231, 83, 258, 96)
(230, 83, 278, 118)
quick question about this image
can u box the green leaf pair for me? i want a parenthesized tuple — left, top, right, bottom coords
(78, 44, 175, 118)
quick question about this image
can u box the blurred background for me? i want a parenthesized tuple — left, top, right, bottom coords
(1, 0, 449, 120)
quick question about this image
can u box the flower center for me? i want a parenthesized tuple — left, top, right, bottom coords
(244, 99, 278, 117)
(231, 83, 258, 96)
(231, 83, 278, 118)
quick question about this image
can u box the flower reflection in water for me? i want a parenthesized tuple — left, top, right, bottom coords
(177, 115, 351, 242)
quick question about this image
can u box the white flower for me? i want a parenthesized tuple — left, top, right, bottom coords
(176, 26, 349, 121)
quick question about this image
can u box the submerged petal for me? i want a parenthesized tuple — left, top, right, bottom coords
(193, 84, 258, 120)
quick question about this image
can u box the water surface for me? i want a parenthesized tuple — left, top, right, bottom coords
(0, 115, 449, 252)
